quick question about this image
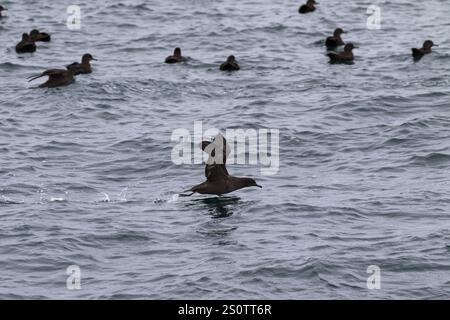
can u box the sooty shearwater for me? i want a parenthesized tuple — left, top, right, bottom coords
(220, 55, 240, 71)
(184, 134, 262, 196)
(325, 28, 346, 50)
(15, 33, 36, 53)
(327, 43, 357, 63)
(165, 48, 186, 64)
(66, 53, 96, 75)
(299, 0, 317, 14)
(30, 29, 51, 42)
(412, 40, 437, 60)
(28, 69, 75, 88)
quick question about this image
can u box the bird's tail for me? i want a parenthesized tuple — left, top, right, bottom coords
(411, 48, 423, 59)
(178, 187, 195, 197)
(27, 73, 44, 82)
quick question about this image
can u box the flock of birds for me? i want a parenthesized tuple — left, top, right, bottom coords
(0, 2, 440, 195)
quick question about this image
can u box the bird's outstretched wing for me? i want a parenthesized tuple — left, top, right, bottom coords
(205, 163, 228, 182)
(201, 134, 230, 180)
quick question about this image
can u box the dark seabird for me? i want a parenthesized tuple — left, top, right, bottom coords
(165, 48, 186, 64)
(15, 33, 37, 53)
(0, 5, 7, 18)
(325, 28, 345, 50)
(27, 69, 75, 88)
(185, 134, 262, 196)
(327, 43, 357, 63)
(299, 0, 317, 14)
(220, 55, 240, 71)
(30, 29, 51, 42)
(412, 40, 437, 60)
(66, 53, 96, 75)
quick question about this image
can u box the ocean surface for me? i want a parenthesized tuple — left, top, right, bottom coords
(1, 0, 450, 299)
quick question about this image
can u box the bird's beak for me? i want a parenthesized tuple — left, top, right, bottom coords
(434, 44, 439, 47)
(256, 184, 262, 188)
(92, 58, 98, 60)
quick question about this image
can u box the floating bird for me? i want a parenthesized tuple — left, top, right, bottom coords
(412, 40, 437, 60)
(299, 0, 317, 14)
(220, 55, 240, 71)
(327, 43, 357, 63)
(66, 53, 96, 75)
(184, 134, 262, 196)
(30, 29, 51, 42)
(0, 5, 7, 18)
(165, 48, 186, 64)
(15, 33, 36, 53)
(325, 28, 346, 50)
(28, 69, 75, 88)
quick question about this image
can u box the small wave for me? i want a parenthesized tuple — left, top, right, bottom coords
(409, 153, 450, 166)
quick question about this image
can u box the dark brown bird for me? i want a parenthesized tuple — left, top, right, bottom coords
(165, 48, 186, 64)
(412, 40, 436, 60)
(327, 43, 357, 63)
(30, 29, 51, 42)
(27, 69, 75, 88)
(299, 0, 317, 14)
(220, 55, 240, 71)
(325, 28, 346, 50)
(15, 33, 36, 53)
(185, 134, 262, 196)
(66, 53, 96, 75)
(0, 5, 7, 18)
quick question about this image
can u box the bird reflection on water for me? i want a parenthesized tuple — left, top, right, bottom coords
(190, 196, 242, 218)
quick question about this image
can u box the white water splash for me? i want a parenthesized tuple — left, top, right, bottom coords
(101, 192, 111, 202)
(118, 187, 128, 202)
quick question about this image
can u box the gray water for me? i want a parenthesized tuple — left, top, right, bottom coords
(1, 0, 450, 299)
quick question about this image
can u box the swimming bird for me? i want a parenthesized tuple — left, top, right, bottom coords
(165, 48, 186, 64)
(66, 53, 96, 75)
(325, 28, 345, 50)
(299, 0, 317, 14)
(412, 40, 437, 60)
(220, 55, 240, 71)
(15, 33, 37, 53)
(0, 5, 7, 18)
(327, 43, 356, 63)
(185, 134, 262, 196)
(30, 29, 51, 42)
(27, 69, 75, 88)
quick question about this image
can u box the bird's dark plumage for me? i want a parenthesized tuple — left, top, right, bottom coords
(16, 33, 36, 53)
(325, 28, 345, 50)
(165, 48, 186, 64)
(28, 69, 75, 88)
(327, 43, 356, 63)
(66, 53, 96, 75)
(220, 55, 240, 71)
(30, 29, 51, 42)
(412, 40, 436, 60)
(299, 0, 317, 14)
(187, 134, 261, 195)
